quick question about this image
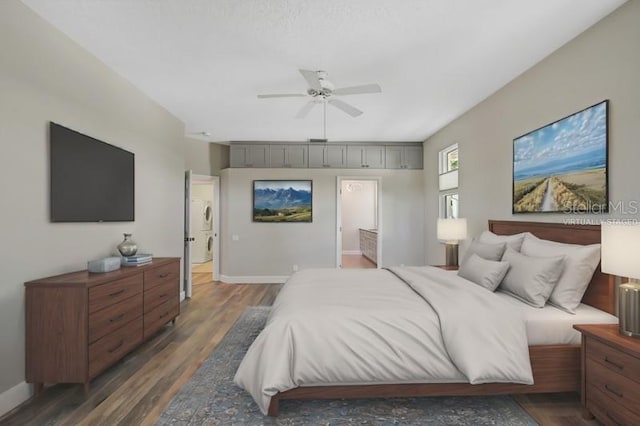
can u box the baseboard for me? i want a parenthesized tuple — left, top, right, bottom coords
(0, 381, 31, 418)
(220, 274, 289, 284)
(342, 250, 362, 255)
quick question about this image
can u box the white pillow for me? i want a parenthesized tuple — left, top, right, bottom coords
(463, 240, 507, 263)
(499, 247, 565, 308)
(520, 234, 601, 314)
(458, 253, 510, 291)
(479, 231, 529, 252)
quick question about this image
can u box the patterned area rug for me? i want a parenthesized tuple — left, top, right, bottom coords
(158, 306, 538, 425)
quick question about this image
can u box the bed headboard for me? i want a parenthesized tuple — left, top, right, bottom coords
(488, 220, 615, 315)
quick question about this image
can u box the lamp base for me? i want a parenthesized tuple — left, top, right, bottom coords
(445, 244, 459, 267)
(619, 281, 640, 338)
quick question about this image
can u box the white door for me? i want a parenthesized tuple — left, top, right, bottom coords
(184, 170, 193, 299)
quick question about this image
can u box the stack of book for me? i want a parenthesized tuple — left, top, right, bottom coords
(121, 254, 153, 267)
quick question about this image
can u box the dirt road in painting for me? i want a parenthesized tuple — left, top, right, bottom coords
(541, 179, 558, 211)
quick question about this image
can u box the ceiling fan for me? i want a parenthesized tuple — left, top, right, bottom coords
(257, 69, 382, 119)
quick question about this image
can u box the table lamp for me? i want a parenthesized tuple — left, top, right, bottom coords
(601, 222, 640, 338)
(437, 218, 467, 267)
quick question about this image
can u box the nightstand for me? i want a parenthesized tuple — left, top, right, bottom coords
(431, 265, 458, 271)
(573, 324, 640, 426)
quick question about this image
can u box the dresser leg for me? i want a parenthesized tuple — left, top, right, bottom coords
(172, 319, 176, 325)
(581, 407, 594, 420)
(83, 382, 90, 395)
(33, 383, 44, 397)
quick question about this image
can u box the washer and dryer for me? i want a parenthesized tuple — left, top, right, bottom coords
(191, 197, 214, 264)
(192, 230, 213, 263)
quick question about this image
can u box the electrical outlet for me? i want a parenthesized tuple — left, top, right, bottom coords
(292, 264, 299, 272)
(232, 234, 239, 241)
(400, 264, 405, 267)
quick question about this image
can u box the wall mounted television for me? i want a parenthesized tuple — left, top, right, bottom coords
(50, 122, 135, 222)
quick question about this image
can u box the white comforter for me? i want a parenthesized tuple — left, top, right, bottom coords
(234, 266, 533, 414)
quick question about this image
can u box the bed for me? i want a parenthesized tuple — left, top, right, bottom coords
(235, 220, 617, 416)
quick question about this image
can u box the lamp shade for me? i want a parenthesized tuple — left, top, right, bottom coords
(601, 222, 640, 279)
(437, 218, 467, 244)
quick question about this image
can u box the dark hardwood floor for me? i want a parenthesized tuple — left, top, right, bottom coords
(1, 272, 598, 425)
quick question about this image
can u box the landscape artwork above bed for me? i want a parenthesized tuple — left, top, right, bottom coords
(253, 180, 312, 222)
(513, 100, 608, 213)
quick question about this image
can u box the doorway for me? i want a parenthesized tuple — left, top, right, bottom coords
(336, 177, 381, 269)
(183, 172, 220, 300)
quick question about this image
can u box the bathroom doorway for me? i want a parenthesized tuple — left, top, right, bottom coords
(336, 177, 381, 269)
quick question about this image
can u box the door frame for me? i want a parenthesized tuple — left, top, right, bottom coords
(184, 173, 221, 299)
(336, 176, 382, 268)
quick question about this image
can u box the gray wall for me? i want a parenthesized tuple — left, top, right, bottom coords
(0, 0, 185, 399)
(220, 168, 425, 278)
(184, 137, 230, 176)
(423, 1, 640, 264)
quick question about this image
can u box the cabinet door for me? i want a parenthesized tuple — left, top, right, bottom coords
(248, 145, 268, 167)
(230, 146, 248, 167)
(308, 145, 326, 168)
(385, 146, 403, 169)
(269, 145, 287, 168)
(365, 146, 385, 169)
(326, 145, 346, 168)
(287, 145, 308, 168)
(403, 146, 423, 169)
(347, 146, 366, 168)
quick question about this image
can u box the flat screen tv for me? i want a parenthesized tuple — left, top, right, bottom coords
(50, 122, 135, 222)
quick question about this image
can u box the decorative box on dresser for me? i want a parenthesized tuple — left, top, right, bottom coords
(573, 324, 640, 426)
(25, 257, 180, 394)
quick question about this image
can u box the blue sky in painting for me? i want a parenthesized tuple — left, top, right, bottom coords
(254, 180, 311, 192)
(513, 102, 607, 181)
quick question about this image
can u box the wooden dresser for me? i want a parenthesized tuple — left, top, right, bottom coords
(574, 324, 640, 426)
(25, 257, 180, 393)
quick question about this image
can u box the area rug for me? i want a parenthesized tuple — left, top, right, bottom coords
(158, 307, 538, 425)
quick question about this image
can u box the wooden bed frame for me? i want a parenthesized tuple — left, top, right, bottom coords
(267, 220, 616, 416)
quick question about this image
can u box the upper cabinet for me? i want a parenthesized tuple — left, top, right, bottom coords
(229, 143, 422, 169)
(309, 145, 347, 168)
(230, 145, 269, 168)
(385, 145, 423, 169)
(346, 145, 385, 169)
(269, 145, 308, 168)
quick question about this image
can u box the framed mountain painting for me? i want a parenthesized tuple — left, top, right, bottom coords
(253, 180, 312, 222)
(512, 100, 608, 213)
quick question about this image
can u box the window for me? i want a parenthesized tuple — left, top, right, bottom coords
(439, 144, 459, 218)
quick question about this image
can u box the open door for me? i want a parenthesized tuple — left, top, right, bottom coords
(183, 170, 193, 299)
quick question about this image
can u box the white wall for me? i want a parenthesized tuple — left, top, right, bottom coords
(423, 1, 640, 265)
(341, 180, 377, 254)
(220, 168, 425, 280)
(0, 0, 185, 407)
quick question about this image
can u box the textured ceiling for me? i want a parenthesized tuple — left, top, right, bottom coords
(21, 0, 625, 142)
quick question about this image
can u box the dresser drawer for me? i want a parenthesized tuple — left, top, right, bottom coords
(144, 278, 179, 314)
(587, 337, 640, 384)
(586, 357, 640, 416)
(89, 274, 143, 314)
(144, 299, 179, 339)
(88, 292, 143, 344)
(587, 384, 640, 426)
(88, 318, 142, 378)
(144, 261, 180, 290)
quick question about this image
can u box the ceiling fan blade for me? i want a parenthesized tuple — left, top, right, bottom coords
(328, 98, 363, 117)
(299, 69, 322, 91)
(332, 83, 382, 96)
(295, 101, 317, 119)
(257, 94, 306, 99)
